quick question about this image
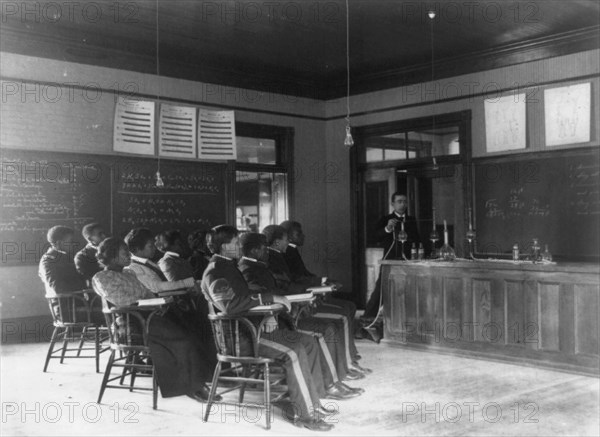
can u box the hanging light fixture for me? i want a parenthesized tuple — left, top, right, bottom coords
(154, 0, 164, 187)
(428, 9, 437, 170)
(343, 0, 354, 147)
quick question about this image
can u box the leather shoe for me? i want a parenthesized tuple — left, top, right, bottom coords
(188, 385, 222, 402)
(325, 384, 360, 400)
(343, 368, 365, 381)
(316, 405, 338, 416)
(337, 381, 364, 394)
(351, 362, 372, 374)
(293, 417, 334, 431)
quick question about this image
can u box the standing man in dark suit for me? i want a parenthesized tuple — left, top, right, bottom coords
(363, 193, 421, 327)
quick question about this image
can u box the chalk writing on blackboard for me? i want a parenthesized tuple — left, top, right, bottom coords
(484, 187, 551, 220)
(568, 162, 600, 215)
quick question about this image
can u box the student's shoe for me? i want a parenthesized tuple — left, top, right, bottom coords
(316, 404, 339, 416)
(343, 368, 365, 381)
(337, 381, 365, 394)
(351, 361, 372, 374)
(293, 417, 334, 431)
(325, 383, 360, 400)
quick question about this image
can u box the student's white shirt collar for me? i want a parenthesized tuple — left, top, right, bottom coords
(394, 212, 406, 219)
(131, 254, 159, 267)
(165, 251, 180, 258)
(241, 256, 258, 263)
(288, 243, 297, 248)
(215, 254, 233, 261)
(268, 247, 281, 253)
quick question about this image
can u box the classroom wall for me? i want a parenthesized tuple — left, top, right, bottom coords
(1, 48, 598, 338)
(0, 53, 329, 330)
(322, 49, 600, 291)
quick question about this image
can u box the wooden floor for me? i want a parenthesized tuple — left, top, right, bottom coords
(0, 340, 598, 436)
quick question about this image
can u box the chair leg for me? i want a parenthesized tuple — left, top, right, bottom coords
(203, 361, 222, 423)
(152, 367, 158, 410)
(77, 326, 87, 357)
(95, 327, 100, 373)
(60, 327, 70, 363)
(238, 365, 249, 403)
(264, 363, 271, 430)
(97, 350, 116, 404)
(120, 353, 132, 385)
(43, 326, 60, 372)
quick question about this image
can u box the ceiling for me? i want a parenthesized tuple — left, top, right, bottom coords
(1, 0, 599, 99)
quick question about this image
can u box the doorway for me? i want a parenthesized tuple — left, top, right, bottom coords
(350, 111, 472, 309)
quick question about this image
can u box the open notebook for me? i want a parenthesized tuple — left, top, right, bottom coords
(287, 286, 334, 303)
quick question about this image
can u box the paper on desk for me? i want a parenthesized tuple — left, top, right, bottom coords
(286, 293, 315, 302)
(306, 285, 334, 294)
(248, 303, 285, 312)
(137, 297, 172, 306)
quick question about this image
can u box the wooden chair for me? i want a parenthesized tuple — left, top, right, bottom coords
(43, 290, 109, 373)
(203, 305, 288, 430)
(96, 298, 165, 409)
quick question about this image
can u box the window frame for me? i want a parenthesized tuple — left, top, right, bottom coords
(233, 122, 295, 224)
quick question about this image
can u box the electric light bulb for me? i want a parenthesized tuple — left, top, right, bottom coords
(155, 171, 164, 187)
(344, 125, 354, 147)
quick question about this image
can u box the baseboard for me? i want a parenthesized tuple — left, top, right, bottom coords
(1, 315, 55, 344)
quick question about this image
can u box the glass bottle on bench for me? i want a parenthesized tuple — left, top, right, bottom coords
(439, 220, 456, 261)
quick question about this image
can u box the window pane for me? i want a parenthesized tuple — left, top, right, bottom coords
(236, 171, 288, 232)
(236, 136, 276, 164)
(366, 147, 384, 162)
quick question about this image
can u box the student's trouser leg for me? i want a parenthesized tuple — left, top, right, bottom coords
(295, 323, 342, 384)
(299, 314, 350, 374)
(317, 300, 359, 361)
(259, 330, 323, 420)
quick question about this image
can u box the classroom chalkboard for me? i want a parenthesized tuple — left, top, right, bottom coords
(473, 148, 600, 261)
(0, 149, 112, 264)
(0, 149, 229, 265)
(111, 156, 229, 239)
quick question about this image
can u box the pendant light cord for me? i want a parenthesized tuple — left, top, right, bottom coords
(345, 0, 350, 124)
(156, 0, 161, 174)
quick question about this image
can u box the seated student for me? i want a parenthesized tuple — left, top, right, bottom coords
(124, 227, 216, 362)
(39, 226, 87, 297)
(39, 226, 104, 325)
(279, 221, 364, 366)
(201, 225, 339, 431)
(238, 232, 365, 391)
(262, 225, 370, 377)
(92, 237, 219, 403)
(188, 229, 211, 280)
(74, 223, 106, 283)
(156, 230, 195, 281)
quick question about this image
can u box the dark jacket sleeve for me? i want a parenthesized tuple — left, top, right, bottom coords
(74, 248, 101, 281)
(39, 254, 87, 294)
(202, 267, 274, 315)
(375, 214, 392, 242)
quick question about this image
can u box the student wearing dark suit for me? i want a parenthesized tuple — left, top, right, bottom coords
(74, 223, 106, 283)
(39, 226, 87, 297)
(156, 230, 195, 281)
(262, 225, 370, 378)
(363, 193, 421, 328)
(187, 229, 211, 280)
(238, 232, 364, 391)
(201, 225, 338, 431)
(279, 220, 363, 366)
(38, 226, 105, 324)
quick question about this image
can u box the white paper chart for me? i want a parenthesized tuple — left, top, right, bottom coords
(544, 82, 591, 147)
(113, 97, 155, 155)
(159, 104, 197, 158)
(198, 109, 237, 160)
(484, 94, 527, 153)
